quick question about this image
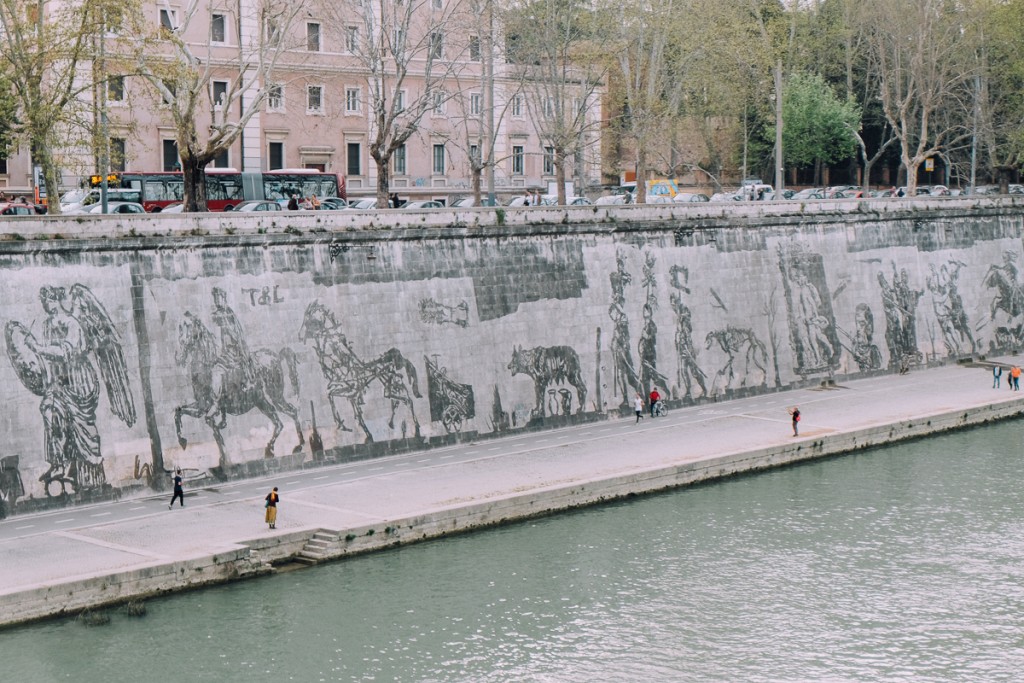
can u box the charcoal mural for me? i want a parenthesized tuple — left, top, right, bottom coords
(927, 261, 976, 357)
(878, 263, 924, 370)
(0, 455, 25, 518)
(983, 251, 1024, 348)
(507, 345, 587, 420)
(704, 327, 768, 394)
(173, 288, 305, 471)
(300, 301, 422, 443)
(778, 247, 840, 375)
(419, 298, 469, 327)
(609, 251, 640, 406)
(425, 355, 475, 433)
(668, 266, 707, 400)
(637, 252, 669, 396)
(837, 303, 883, 372)
(5, 285, 136, 497)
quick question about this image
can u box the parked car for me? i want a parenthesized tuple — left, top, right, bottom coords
(345, 198, 378, 210)
(537, 194, 592, 206)
(60, 187, 144, 213)
(595, 193, 631, 205)
(229, 200, 281, 212)
(789, 188, 825, 200)
(403, 200, 445, 209)
(0, 202, 38, 216)
(83, 201, 148, 214)
(451, 196, 498, 207)
(319, 197, 348, 210)
(672, 193, 710, 203)
(709, 191, 742, 202)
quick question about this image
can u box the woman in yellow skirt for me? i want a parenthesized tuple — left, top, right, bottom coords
(265, 487, 280, 529)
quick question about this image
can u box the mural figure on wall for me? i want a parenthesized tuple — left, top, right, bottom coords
(174, 302, 305, 470)
(668, 266, 707, 400)
(637, 253, 668, 396)
(507, 345, 587, 420)
(6, 285, 136, 496)
(878, 264, 924, 370)
(419, 298, 470, 328)
(0, 455, 25, 518)
(704, 327, 768, 394)
(778, 247, 840, 375)
(425, 355, 475, 433)
(837, 304, 883, 372)
(983, 251, 1024, 348)
(300, 301, 422, 443)
(609, 252, 639, 406)
(927, 261, 976, 357)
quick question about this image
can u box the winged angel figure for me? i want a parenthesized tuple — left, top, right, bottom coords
(5, 285, 136, 496)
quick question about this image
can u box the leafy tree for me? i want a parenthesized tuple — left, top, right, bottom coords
(780, 71, 859, 183)
(0, 71, 17, 157)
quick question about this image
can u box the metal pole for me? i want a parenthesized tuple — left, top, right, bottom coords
(969, 74, 979, 194)
(774, 59, 784, 194)
(99, 19, 109, 214)
(484, 0, 495, 206)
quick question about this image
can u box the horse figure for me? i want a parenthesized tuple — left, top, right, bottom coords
(984, 260, 1024, 346)
(507, 344, 587, 419)
(174, 312, 305, 470)
(704, 327, 768, 394)
(300, 301, 422, 443)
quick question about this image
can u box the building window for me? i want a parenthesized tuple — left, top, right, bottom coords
(469, 35, 480, 61)
(512, 145, 524, 175)
(543, 146, 555, 175)
(395, 89, 406, 113)
(429, 31, 443, 60)
(544, 97, 555, 119)
(107, 75, 124, 102)
(265, 18, 280, 44)
(307, 22, 321, 52)
(432, 90, 445, 115)
(159, 8, 176, 32)
(211, 13, 225, 43)
(469, 144, 480, 166)
(212, 148, 229, 168)
(212, 80, 228, 108)
(393, 144, 406, 175)
(345, 26, 358, 52)
(345, 87, 360, 114)
(470, 93, 482, 116)
(268, 142, 284, 170)
(0, 156, 7, 174)
(307, 85, 323, 114)
(347, 142, 361, 176)
(267, 83, 283, 111)
(162, 139, 179, 171)
(432, 144, 446, 174)
(511, 95, 523, 118)
(110, 138, 126, 172)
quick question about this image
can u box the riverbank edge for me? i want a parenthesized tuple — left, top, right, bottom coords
(3, 396, 1022, 630)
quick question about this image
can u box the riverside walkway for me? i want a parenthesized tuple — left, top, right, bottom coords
(1, 361, 1022, 628)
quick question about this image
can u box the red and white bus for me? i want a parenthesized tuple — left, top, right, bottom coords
(87, 168, 346, 212)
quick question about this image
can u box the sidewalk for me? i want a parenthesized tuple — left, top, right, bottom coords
(1, 361, 1022, 628)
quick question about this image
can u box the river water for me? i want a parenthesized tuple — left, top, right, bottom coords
(4, 421, 1024, 682)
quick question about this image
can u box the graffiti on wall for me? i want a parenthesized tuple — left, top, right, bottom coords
(5, 284, 136, 497)
(983, 251, 1024, 348)
(637, 252, 669, 396)
(609, 251, 639, 406)
(704, 327, 768, 395)
(425, 355, 475, 433)
(173, 288, 305, 471)
(778, 247, 840, 376)
(837, 303, 883, 372)
(508, 345, 587, 419)
(420, 298, 470, 327)
(926, 261, 975, 357)
(878, 263, 924, 370)
(668, 266, 707, 401)
(300, 301, 422, 443)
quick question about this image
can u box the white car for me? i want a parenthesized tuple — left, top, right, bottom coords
(345, 198, 378, 210)
(403, 200, 445, 209)
(81, 201, 148, 215)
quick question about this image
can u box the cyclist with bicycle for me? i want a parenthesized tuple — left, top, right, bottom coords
(649, 387, 662, 418)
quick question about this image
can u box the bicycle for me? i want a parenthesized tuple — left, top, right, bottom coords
(652, 400, 667, 417)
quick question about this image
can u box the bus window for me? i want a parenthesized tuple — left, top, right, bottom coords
(208, 175, 243, 200)
(146, 178, 184, 202)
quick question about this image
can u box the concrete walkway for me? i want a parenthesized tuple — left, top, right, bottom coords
(2, 361, 1022, 628)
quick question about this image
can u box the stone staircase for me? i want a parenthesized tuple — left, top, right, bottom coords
(294, 530, 341, 566)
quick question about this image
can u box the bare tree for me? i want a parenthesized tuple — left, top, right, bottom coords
(503, 0, 606, 205)
(0, 0, 117, 213)
(316, 0, 467, 207)
(859, 0, 977, 193)
(127, 0, 304, 211)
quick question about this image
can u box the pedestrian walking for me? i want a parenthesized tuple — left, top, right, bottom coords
(649, 387, 661, 417)
(287, 194, 299, 210)
(168, 469, 184, 509)
(1013, 366, 1021, 391)
(265, 486, 280, 529)
(633, 393, 644, 423)
(993, 365, 1003, 388)
(788, 406, 801, 436)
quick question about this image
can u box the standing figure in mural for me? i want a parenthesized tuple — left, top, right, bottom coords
(300, 301, 422, 444)
(927, 261, 976, 357)
(636, 253, 668, 397)
(984, 251, 1024, 348)
(844, 303, 883, 372)
(792, 268, 836, 369)
(669, 267, 708, 401)
(704, 327, 768, 394)
(174, 301, 305, 471)
(609, 252, 639, 407)
(778, 246, 840, 376)
(5, 285, 136, 496)
(878, 265, 924, 370)
(508, 345, 588, 420)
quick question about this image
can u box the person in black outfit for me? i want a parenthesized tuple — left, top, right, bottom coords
(789, 406, 801, 437)
(169, 469, 184, 509)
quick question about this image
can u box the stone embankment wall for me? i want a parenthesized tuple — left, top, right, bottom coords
(0, 198, 1019, 513)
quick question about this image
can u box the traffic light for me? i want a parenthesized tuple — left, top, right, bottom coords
(88, 173, 120, 187)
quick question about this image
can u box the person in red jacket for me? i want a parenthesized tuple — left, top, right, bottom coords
(649, 388, 661, 417)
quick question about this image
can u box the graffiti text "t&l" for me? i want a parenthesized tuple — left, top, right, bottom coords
(242, 285, 285, 307)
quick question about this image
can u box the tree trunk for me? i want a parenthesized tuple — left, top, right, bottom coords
(555, 149, 567, 205)
(33, 132, 62, 215)
(471, 164, 482, 204)
(635, 143, 646, 204)
(373, 149, 391, 207)
(181, 151, 209, 212)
